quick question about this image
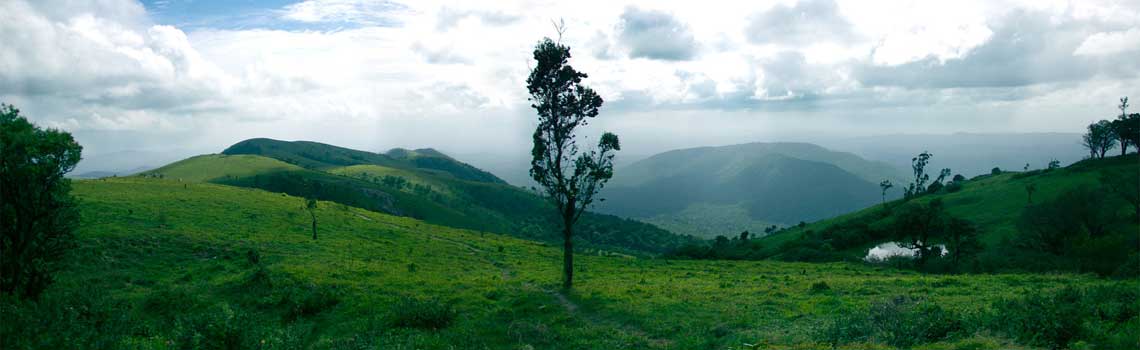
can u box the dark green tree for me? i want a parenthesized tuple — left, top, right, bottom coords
(891, 199, 947, 267)
(1100, 169, 1138, 223)
(1, 104, 83, 299)
(527, 37, 620, 290)
(1082, 120, 1116, 159)
(945, 217, 981, 269)
(1116, 97, 1132, 155)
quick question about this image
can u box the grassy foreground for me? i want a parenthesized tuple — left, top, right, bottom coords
(2, 178, 1136, 349)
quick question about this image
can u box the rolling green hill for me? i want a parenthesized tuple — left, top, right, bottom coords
(598, 143, 906, 238)
(757, 154, 1139, 274)
(222, 138, 505, 184)
(144, 143, 694, 253)
(4, 177, 1134, 349)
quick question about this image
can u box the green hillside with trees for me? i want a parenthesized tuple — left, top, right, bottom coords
(142, 146, 694, 254)
(677, 153, 1138, 278)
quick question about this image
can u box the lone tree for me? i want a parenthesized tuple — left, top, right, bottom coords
(1112, 97, 1139, 156)
(891, 199, 947, 267)
(304, 181, 320, 240)
(1, 104, 82, 299)
(527, 36, 620, 290)
(879, 180, 893, 205)
(1082, 120, 1116, 159)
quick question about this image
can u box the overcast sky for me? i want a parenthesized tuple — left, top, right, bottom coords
(2, 0, 1139, 160)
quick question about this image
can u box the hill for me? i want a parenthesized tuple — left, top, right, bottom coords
(755, 154, 1139, 275)
(146, 145, 693, 253)
(222, 138, 506, 184)
(597, 142, 906, 238)
(821, 132, 1088, 178)
(4, 177, 1134, 349)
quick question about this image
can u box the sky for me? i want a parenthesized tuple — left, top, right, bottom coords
(2, 0, 1139, 165)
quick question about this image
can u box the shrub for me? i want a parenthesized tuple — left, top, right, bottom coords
(820, 296, 962, 348)
(809, 281, 831, 293)
(988, 284, 1139, 350)
(389, 296, 456, 330)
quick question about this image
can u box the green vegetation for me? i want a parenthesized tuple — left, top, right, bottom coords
(222, 138, 505, 184)
(745, 154, 1138, 276)
(1, 104, 83, 298)
(2, 177, 1135, 349)
(599, 145, 904, 237)
(144, 148, 692, 254)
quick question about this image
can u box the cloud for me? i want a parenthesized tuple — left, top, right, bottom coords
(1074, 28, 1140, 56)
(616, 6, 698, 61)
(855, 10, 1139, 89)
(279, 0, 407, 27)
(435, 7, 520, 31)
(745, 0, 855, 45)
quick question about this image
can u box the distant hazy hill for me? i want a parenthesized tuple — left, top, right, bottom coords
(821, 133, 1088, 178)
(145, 140, 695, 253)
(222, 138, 506, 184)
(597, 142, 906, 238)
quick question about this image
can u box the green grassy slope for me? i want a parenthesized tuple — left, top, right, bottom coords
(222, 138, 505, 184)
(143, 152, 694, 253)
(6, 177, 1134, 349)
(146, 154, 303, 182)
(759, 155, 1139, 260)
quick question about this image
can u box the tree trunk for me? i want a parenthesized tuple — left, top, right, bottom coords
(310, 213, 317, 240)
(562, 222, 573, 290)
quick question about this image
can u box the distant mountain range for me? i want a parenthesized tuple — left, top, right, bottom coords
(820, 132, 1088, 177)
(596, 142, 907, 238)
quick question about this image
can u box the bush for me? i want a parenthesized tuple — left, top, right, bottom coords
(0, 289, 132, 349)
(989, 284, 1139, 350)
(389, 296, 456, 330)
(820, 296, 962, 348)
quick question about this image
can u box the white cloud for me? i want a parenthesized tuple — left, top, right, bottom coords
(1074, 28, 1140, 56)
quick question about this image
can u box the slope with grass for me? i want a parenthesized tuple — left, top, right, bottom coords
(222, 138, 505, 184)
(3, 177, 1135, 349)
(145, 147, 693, 253)
(757, 155, 1139, 273)
(598, 143, 906, 238)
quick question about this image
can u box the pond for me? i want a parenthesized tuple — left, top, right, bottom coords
(864, 242, 949, 262)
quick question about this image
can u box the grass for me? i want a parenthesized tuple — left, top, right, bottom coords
(3, 176, 1134, 349)
(760, 154, 1139, 256)
(144, 154, 303, 182)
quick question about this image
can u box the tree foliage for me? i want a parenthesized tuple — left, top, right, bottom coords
(903, 152, 931, 199)
(1, 104, 83, 299)
(527, 37, 620, 290)
(1082, 120, 1117, 159)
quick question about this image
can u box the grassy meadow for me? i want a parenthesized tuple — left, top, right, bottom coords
(3, 177, 1135, 349)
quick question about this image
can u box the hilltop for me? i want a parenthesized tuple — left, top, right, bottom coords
(597, 142, 906, 238)
(145, 140, 695, 253)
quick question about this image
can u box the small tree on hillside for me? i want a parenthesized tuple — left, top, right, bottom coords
(1112, 97, 1133, 155)
(527, 35, 620, 290)
(904, 151, 932, 199)
(879, 180, 893, 205)
(1, 104, 83, 299)
(304, 181, 321, 240)
(1082, 120, 1116, 159)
